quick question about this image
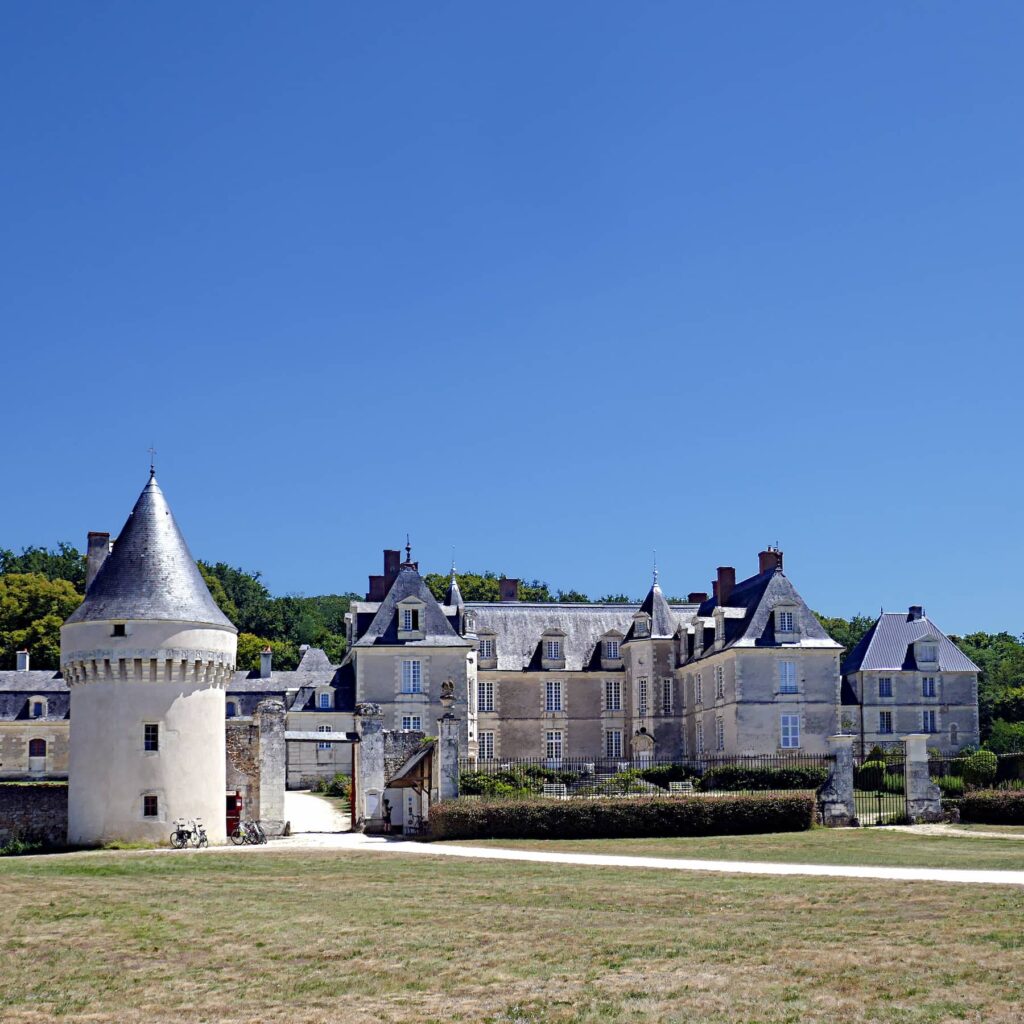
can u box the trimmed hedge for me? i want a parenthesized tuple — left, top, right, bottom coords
(959, 790, 1024, 825)
(426, 793, 816, 841)
(698, 764, 830, 792)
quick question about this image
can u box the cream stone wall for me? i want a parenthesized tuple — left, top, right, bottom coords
(63, 618, 235, 845)
(285, 710, 355, 788)
(0, 723, 70, 779)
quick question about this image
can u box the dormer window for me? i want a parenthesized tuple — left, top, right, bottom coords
(30, 698, 46, 718)
(778, 611, 794, 633)
(634, 616, 650, 638)
(479, 638, 495, 660)
(917, 643, 938, 664)
(605, 639, 620, 660)
(402, 608, 419, 632)
(545, 640, 561, 660)
(715, 617, 725, 641)
(318, 691, 332, 710)
(397, 599, 426, 640)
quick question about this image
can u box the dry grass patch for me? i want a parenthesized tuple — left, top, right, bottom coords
(0, 847, 1022, 1023)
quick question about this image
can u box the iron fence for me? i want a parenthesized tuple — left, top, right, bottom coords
(854, 740, 907, 825)
(458, 753, 834, 801)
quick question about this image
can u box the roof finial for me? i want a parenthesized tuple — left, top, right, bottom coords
(652, 549, 659, 587)
(405, 533, 412, 565)
(450, 548, 457, 580)
(147, 445, 157, 478)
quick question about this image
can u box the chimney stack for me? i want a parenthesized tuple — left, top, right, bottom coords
(367, 548, 404, 600)
(716, 567, 736, 605)
(16, 650, 29, 672)
(687, 592, 709, 604)
(86, 532, 112, 589)
(758, 547, 784, 574)
(499, 578, 519, 602)
(908, 605, 924, 621)
(259, 647, 273, 679)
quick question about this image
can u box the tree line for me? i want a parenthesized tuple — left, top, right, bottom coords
(2, 544, 1023, 750)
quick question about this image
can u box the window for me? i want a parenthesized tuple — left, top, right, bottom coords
(778, 611, 794, 633)
(878, 677, 893, 698)
(545, 640, 561, 660)
(715, 617, 725, 641)
(143, 794, 158, 818)
(226, 701, 238, 718)
(479, 639, 495, 660)
(401, 608, 419, 632)
(695, 673, 703, 705)
(605, 679, 621, 712)
(144, 723, 159, 752)
(879, 710, 893, 734)
(715, 665, 725, 699)
(317, 724, 333, 749)
(401, 715, 422, 732)
(950, 724, 959, 746)
(401, 660, 422, 693)
(478, 680, 494, 712)
(318, 692, 332, 709)
(28, 738, 46, 758)
(780, 714, 800, 749)
(716, 717, 725, 751)
(605, 729, 622, 758)
(779, 661, 798, 694)
(112, 623, 126, 637)
(923, 709, 937, 733)
(634, 617, 649, 638)
(661, 679, 673, 715)
(918, 644, 938, 663)
(545, 730, 563, 760)
(696, 722, 704, 754)
(638, 678, 649, 715)
(30, 701, 44, 719)
(922, 676, 937, 698)
(605, 639, 620, 660)
(545, 680, 563, 712)
(479, 731, 494, 759)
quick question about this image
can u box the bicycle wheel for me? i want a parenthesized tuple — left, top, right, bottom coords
(198, 834, 208, 849)
(170, 830, 186, 849)
(229, 826, 245, 845)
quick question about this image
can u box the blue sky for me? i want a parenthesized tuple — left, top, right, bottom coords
(2, 3, 1022, 632)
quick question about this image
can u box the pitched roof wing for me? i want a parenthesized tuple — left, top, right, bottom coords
(841, 612, 979, 674)
(353, 566, 470, 648)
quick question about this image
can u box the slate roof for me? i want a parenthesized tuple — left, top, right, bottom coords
(690, 569, 839, 659)
(65, 474, 235, 630)
(469, 601, 698, 672)
(841, 612, 979, 675)
(624, 583, 677, 641)
(353, 565, 470, 648)
(226, 650, 356, 713)
(0, 671, 69, 721)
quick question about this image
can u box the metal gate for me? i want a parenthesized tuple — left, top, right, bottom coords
(854, 741, 908, 825)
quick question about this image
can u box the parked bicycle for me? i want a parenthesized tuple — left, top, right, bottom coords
(170, 818, 208, 849)
(229, 819, 268, 845)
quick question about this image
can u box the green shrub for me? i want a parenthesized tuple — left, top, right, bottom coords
(0, 835, 45, 857)
(698, 764, 830, 792)
(959, 790, 1024, 825)
(882, 772, 905, 794)
(963, 750, 998, 788)
(934, 775, 965, 797)
(313, 772, 351, 799)
(985, 722, 1024, 756)
(427, 793, 816, 841)
(459, 771, 535, 798)
(855, 760, 886, 790)
(639, 763, 700, 789)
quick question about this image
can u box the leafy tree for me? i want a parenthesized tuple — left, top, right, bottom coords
(198, 565, 239, 623)
(235, 633, 300, 672)
(984, 720, 1024, 755)
(0, 573, 82, 669)
(949, 632, 1024, 736)
(0, 543, 85, 592)
(814, 612, 875, 657)
(555, 589, 590, 603)
(596, 593, 636, 604)
(993, 687, 1024, 723)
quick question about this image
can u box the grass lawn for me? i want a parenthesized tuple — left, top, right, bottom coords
(1, 846, 1024, 1024)
(437, 828, 1024, 870)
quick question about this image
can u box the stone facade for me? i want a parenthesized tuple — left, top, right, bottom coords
(0, 783, 68, 846)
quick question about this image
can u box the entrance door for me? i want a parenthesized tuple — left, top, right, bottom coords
(27, 738, 46, 773)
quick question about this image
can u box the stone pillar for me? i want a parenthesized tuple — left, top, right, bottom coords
(354, 703, 385, 832)
(904, 733, 942, 822)
(437, 713, 461, 802)
(819, 734, 856, 827)
(255, 698, 287, 836)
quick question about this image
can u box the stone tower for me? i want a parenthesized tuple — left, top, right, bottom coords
(61, 473, 237, 845)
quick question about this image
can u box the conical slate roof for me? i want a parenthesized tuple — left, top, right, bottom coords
(630, 581, 677, 639)
(65, 474, 236, 630)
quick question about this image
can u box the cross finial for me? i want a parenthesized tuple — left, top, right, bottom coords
(147, 445, 157, 477)
(405, 534, 412, 564)
(652, 549, 659, 586)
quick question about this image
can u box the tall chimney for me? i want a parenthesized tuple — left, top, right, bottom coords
(259, 647, 273, 679)
(86, 532, 111, 589)
(499, 578, 519, 602)
(758, 547, 783, 574)
(717, 567, 736, 605)
(16, 650, 29, 672)
(908, 605, 924, 621)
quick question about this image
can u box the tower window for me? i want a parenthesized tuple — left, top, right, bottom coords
(144, 723, 159, 752)
(112, 623, 127, 637)
(143, 794, 158, 818)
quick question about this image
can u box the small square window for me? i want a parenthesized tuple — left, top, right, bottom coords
(144, 723, 159, 752)
(143, 794, 158, 818)
(112, 623, 127, 637)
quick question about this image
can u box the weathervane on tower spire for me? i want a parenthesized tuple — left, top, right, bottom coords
(652, 549, 659, 587)
(405, 534, 412, 565)
(148, 445, 157, 478)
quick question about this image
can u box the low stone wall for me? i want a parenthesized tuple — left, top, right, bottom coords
(0, 783, 68, 846)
